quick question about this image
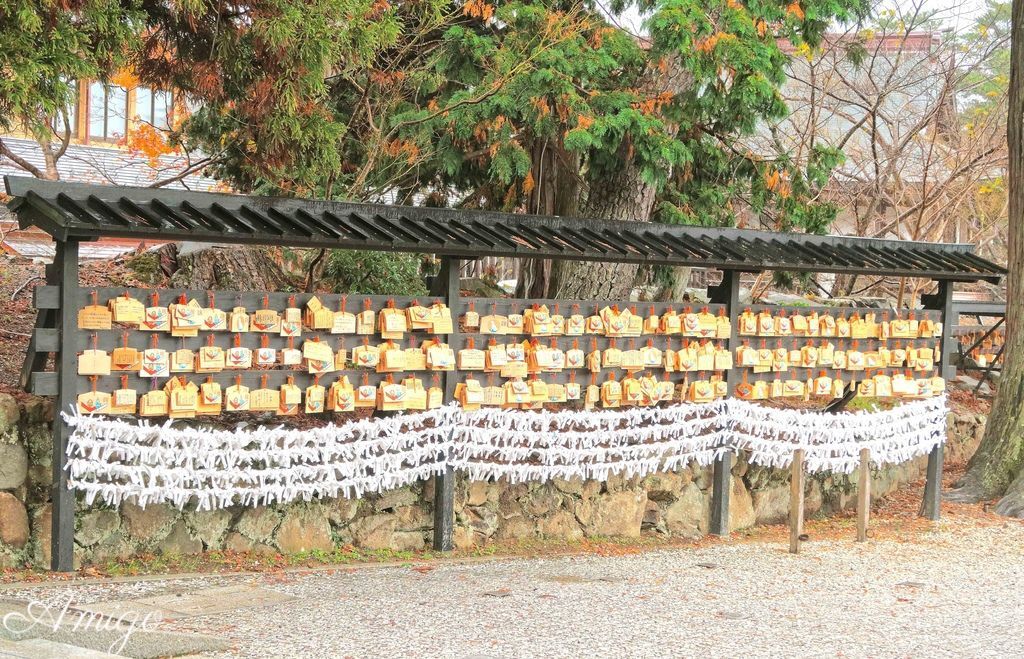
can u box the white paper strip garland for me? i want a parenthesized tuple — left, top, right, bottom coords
(62, 396, 947, 510)
(64, 406, 460, 510)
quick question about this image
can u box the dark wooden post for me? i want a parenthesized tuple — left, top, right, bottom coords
(51, 238, 79, 572)
(430, 257, 461, 551)
(788, 449, 805, 554)
(920, 280, 953, 520)
(708, 270, 742, 536)
(856, 447, 871, 541)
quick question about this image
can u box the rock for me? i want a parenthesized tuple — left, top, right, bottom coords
(453, 526, 476, 550)
(466, 481, 490, 506)
(187, 509, 232, 549)
(664, 483, 709, 537)
(328, 497, 360, 527)
(539, 510, 583, 540)
(22, 424, 52, 466)
(523, 485, 560, 517)
(580, 490, 647, 538)
(751, 484, 790, 525)
(391, 531, 426, 552)
(394, 505, 432, 531)
(0, 445, 28, 490)
(553, 477, 585, 496)
(604, 473, 628, 493)
(275, 507, 333, 554)
(729, 477, 756, 530)
(76, 509, 120, 547)
(88, 534, 134, 564)
(22, 396, 53, 424)
(805, 480, 823, 516)
(121, 502, 176, 541)
(374, 487, 420, 512)
(224, 532, 275, 555)
(157, 521, 203, 555)
(463, 506, 498, 538)
(494, 515, 536, 541)
(350, 514, 397, 550)
(731, 454, 750, 478)
(693, 465, 713, 490)
(642, 500, 665, 533)
(0, 492, 30, 548)
(25, 465, 51, 504)
(236, 507, 282, 542)
(31, 504, 51, 567)
(643, 471, 688, 502)
(0, 393, 20, 437)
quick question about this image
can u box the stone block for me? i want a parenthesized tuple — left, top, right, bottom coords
(157, 521, 202, 555)
(374, 487, 419, 512)
(729, 477, 756, 530)
(350, 514, 397, 550)
(274, 507, 333, 554)
(664, 482, 709, 537)
(539, 510, 582, 540)
(0, 445, 28, 490)
(751, 484, 790, 525)
(466, 480, 490, 506)
(224, 531, 275, 555)
(0, 492, 29, 548)
(121, 502, 176, 541)
(0, 394, 19, 438)
(30, 504, 51, 567)
(582, 490, 647, 538)
(236, 507, 282, 543)
(186, 509, 232, 549)
(327, 497, 360, 526)
(76, 509, 120, 547)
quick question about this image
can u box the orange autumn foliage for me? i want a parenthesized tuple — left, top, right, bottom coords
(121, 121, 177, 167)
(462, 0, 494, 20)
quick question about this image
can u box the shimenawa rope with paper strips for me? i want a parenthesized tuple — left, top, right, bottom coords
(62, 396, 947, 509)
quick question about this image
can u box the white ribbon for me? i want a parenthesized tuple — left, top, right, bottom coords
(61, 396, 948, 510)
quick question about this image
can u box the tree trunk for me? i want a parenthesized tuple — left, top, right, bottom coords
(661, 266, 692, 301)
(545, 57, 694, 302)
(547, 159, 659, 300)
(516, 139, 580, 299)
(168, 244, 295, 291)
(951, 0, 1024, 514)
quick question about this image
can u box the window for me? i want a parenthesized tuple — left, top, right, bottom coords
(88, 82, 128, 140)
(48, 80, 78, 137)
(135, 87, 173, 130)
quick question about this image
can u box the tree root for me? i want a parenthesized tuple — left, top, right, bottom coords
(994, 472, 1024, 518)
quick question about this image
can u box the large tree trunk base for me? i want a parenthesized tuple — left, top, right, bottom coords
(167, 244, 295, 291)
(549, 260, 640, 301)
(994, 471, 1024, 517)
(945, 476, 993, 504)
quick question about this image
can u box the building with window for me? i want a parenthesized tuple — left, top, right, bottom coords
(1, 79, 220, 259)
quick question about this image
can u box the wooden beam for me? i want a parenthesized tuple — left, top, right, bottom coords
(856, 448, 871, 542)
(789, 449, 805, 554)
(709, 270, 742, 536)
(51, 239, 79, 572)
(429, 258, 460, 552)
(921, 280, 952, 520)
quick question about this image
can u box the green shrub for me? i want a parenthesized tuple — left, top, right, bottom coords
(321, 250, 428, 295)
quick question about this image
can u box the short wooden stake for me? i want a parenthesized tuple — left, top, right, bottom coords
(856, 447, 871, 542)
(789, 449, 805, 554)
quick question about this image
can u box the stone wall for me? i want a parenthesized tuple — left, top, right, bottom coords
(0, 394, 981, 569)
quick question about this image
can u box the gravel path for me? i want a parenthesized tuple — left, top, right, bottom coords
(3, 520, 1023, 658)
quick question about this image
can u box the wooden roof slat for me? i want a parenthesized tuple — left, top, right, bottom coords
(2, 175, 1005, 283)
(237, 205, 303, 237)
(149, 198, 211, 232)
(119, 198, 179, 230)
